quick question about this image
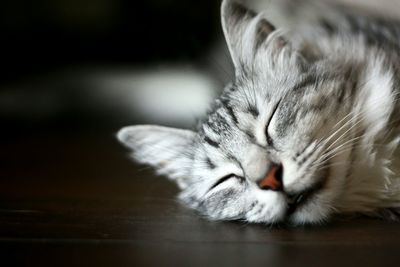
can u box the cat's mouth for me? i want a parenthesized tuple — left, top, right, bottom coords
(285, 171, 329, 215)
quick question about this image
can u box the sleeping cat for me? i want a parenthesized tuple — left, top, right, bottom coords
(117, 0, 400, 224)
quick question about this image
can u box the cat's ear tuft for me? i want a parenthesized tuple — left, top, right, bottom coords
(117, 125, 197, 189)
(221, 0, 286, 72)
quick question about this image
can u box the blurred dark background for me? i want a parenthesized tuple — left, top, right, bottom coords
(0, 2, 226, 261)
(0, 0, 224, 241)
(0, 0, 223, 135)
(1, 0, 220, 79)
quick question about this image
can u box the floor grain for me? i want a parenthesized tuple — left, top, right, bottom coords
(1, 130, 400, 266)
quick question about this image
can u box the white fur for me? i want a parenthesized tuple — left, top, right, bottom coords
(118, 0, 400, 225)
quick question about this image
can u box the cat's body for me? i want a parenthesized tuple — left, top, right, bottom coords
(118, 0, 400, 224)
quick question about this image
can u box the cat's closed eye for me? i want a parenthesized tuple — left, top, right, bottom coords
(265, 100, 281, 147)
(209, 174, 243, 191)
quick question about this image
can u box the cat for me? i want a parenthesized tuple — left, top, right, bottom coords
(117, 0, 400, 224)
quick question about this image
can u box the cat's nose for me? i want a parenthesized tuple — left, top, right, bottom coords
(257, 164, 283, 191)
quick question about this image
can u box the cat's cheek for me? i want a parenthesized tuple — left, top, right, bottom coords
(245, 191, 287, 223)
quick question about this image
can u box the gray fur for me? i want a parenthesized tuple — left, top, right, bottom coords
(118, 0, 400, 224)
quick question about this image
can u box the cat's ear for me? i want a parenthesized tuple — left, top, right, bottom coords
(117, 125, 196, 189)
(221, 0, 287, 72)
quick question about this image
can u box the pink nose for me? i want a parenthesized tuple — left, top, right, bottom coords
(258, 165, 283, 191)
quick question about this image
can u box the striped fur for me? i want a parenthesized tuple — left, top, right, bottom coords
(118, 0, 400, 225)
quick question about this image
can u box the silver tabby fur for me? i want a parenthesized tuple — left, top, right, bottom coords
(118, 0, 400, 224)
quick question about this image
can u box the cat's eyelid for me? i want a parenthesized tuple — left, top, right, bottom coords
(209, 174, 243, 191)
(265, 99, 281, 147)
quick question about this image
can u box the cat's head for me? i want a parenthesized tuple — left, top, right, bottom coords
(117, 0, 361, 224)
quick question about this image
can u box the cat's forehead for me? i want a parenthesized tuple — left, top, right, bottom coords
(196, 68, 342, 153)
(220, 75, 296, 118)
(196, 92, 255, 158)
(198, 76, 295, 138)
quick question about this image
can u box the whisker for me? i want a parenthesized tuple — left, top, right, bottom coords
(324, 110, 360, 142)
(312, 146, 355, 170)
(312, 134, 367, 169)
(323, 111, 364, 151)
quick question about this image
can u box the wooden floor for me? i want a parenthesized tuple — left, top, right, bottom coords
(1, 128, 400, 267)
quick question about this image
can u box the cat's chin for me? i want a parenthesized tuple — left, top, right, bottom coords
(287, 194, 333, 225)
(243, 192, 333, 225)
(287, 156, 352, 225)
(286, 178, 342, 225)
(279, 166, 333, 224)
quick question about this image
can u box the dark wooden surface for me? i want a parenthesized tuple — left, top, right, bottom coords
(1, 129, 400, 267)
